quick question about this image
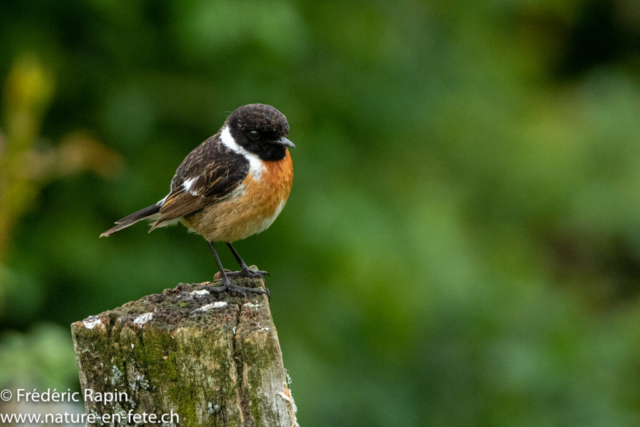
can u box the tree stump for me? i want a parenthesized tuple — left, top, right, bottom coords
(71, 273, 298, 427)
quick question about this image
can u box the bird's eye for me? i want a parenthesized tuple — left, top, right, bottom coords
(249, 130, 260, 140)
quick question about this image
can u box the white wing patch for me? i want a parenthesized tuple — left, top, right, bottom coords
(220, 126, 265, 180)
(183, 177, 200, 195)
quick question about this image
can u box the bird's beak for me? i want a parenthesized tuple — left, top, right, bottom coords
(274, 137, 295, 148)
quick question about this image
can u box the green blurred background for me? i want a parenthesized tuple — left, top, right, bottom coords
(1, 0, 640, 425)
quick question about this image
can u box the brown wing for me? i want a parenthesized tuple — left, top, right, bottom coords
(150, 133, 250, 230)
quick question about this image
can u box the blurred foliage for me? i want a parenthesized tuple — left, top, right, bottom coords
(0, 0, 640, 426)
(0, 324, 78, 390)
(0, 55, 55, 263)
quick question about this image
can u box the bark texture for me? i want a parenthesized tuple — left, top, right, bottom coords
(71, 273, 298, 427)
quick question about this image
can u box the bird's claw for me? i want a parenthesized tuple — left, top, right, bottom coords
(205, 282, 267, 299)
(227, 267, 270, 279)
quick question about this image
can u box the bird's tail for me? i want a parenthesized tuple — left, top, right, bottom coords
(100, 204, 161, 237)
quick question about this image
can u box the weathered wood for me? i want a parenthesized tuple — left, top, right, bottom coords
(71, 273, 298, 427)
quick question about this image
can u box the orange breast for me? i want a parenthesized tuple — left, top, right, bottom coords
(183, 150, 293, 242)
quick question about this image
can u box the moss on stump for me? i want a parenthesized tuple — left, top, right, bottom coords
(71, 272, 298, 427)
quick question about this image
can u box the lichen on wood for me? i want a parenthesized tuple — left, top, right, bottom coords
(71, 272, 298, 427)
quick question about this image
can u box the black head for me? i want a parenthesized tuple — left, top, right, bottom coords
(225, 104, 294, 161)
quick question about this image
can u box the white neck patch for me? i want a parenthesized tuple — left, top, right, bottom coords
(220, 126, 265, 180)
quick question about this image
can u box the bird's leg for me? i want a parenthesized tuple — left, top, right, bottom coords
(204, 241, 266, 297)
(225, 243, 270, 279)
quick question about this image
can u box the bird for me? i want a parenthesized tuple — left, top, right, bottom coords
(100, 103, 294, 297)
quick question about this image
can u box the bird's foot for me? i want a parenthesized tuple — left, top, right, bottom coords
(205, 279, 268, 299)
(227, 265, 270, 280)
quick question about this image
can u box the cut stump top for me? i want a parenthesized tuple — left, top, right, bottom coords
(71, 274, 298, 427)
